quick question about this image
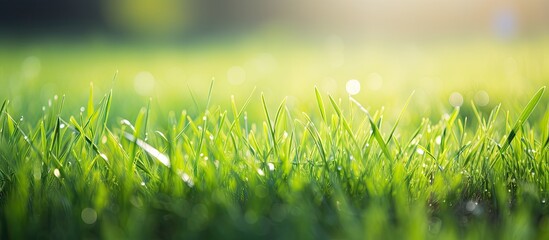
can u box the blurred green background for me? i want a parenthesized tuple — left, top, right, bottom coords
(0, 0, 548, 121)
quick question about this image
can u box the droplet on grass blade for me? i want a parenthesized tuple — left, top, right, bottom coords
(435, 136, 442, 145)
(53, 168, 61, 178)
(179, 171, 195, 188)
(257, 168, 265, 176)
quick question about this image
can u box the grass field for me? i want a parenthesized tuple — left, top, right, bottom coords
(0, 37, 548, 239)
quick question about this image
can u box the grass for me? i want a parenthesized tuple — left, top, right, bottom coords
(0, 38, 549, 239)
(0, 79, 547, 239)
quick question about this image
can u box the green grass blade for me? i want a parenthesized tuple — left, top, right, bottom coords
(349, 96, 393, 161)
(0, 99, 8, 117)
(87, 82, 94, 119)
(123, 132, 170, 167)
(261, 93, 279, 156)
(386, 91, 414, 145)
(499, 86, 545, 154)
(314, 87, 327, 123)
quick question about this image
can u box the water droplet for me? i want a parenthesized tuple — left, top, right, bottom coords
(59, 123, 65, 129)
(53, 168, 61, 178)
(435, 136, 442, 145)
(80, 107, 85, 112)
(268, 163, 275, 171)
(416, 148, 425, 155)
(257, 168, 265, 176)
(179, 171, 194, 187)
(19, 116, 24, 122)
(337, 166, 342, 171)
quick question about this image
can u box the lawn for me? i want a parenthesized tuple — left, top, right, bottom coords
(0, 37, 548, 239)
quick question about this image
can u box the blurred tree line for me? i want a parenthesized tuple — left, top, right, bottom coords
(0, 0, 278, 38)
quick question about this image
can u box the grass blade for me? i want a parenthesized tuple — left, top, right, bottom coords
(349, 96, 393, 161)
(314, 87, 327, 123)
(499, 86, 545, 154)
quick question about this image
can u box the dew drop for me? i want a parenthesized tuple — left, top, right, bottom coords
(53, 168, 61, 178)
(435, 136, 442, 145)
(257, 168, 265, 176)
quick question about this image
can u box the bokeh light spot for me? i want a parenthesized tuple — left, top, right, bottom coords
(81, 208, 98, 224)
(21, 56, 41, 80)
(134, 71, 156, 96)
(346, 79, 361, 95)
(449, 92, 463, 107)
(227, 66, 246, 85)
(474, 91, 490, 106)
(368, 73, 383, 91)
